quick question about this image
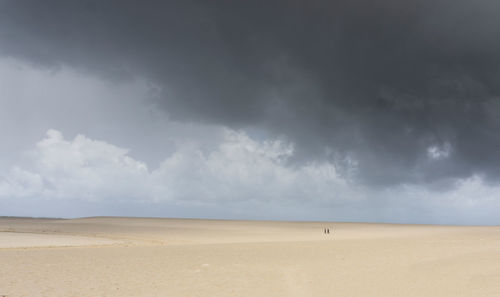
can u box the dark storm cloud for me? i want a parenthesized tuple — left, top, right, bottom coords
(2, 0, 500, 186)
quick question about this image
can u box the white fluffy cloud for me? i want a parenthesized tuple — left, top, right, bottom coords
(1, 129, 500, 223)
(0, 130, 151, 201)
(0, 129, 354, 205)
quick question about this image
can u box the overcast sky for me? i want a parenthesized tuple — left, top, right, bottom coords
(1, 0, 500, 224)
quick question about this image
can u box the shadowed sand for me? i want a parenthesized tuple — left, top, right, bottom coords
(1, 217, 499, 296)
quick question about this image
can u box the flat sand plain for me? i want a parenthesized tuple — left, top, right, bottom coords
(1, 217, 499, 297)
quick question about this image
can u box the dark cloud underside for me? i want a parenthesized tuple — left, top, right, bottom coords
(2, 0, 500, 186)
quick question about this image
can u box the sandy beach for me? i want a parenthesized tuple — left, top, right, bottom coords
(1, 217, 499, 297)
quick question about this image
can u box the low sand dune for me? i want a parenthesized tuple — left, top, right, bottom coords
(1, 217, 499, 296)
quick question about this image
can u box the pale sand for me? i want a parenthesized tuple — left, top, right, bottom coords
(1, 217, 499, 296)
(0, 232, 122, 248)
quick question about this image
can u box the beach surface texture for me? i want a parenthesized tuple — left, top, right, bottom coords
(1, 217, 499, 297)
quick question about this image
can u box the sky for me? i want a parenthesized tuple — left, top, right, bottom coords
(1, 0, 500, 224)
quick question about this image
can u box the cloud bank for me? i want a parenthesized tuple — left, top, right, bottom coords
(1, 129, 499, 224)
(0, 129, 353, 204)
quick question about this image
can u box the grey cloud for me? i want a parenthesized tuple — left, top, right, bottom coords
(2, 0, 500, 186)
